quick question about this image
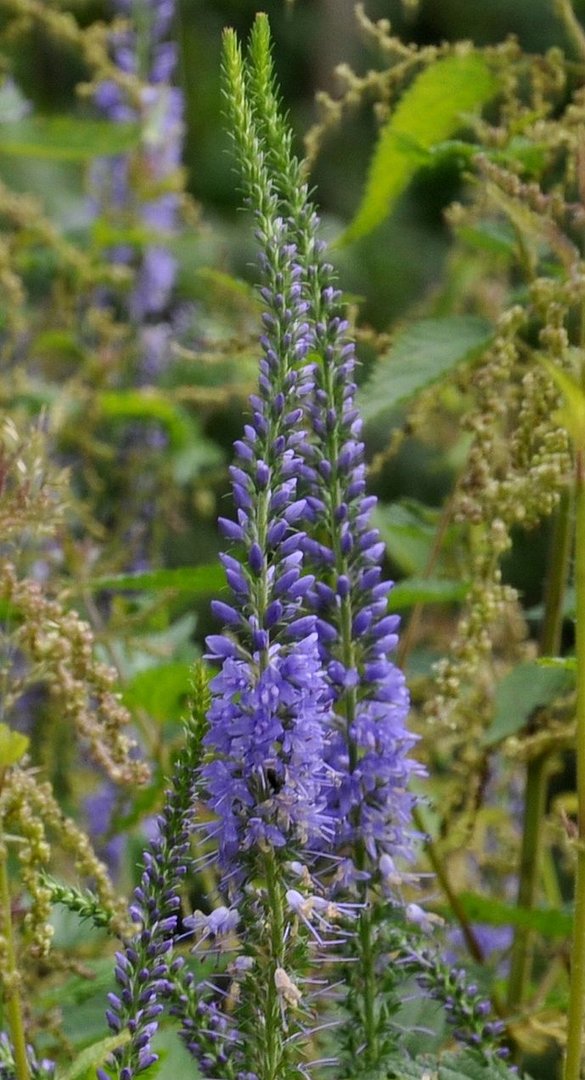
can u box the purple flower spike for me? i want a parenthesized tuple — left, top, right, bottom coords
(90, 0, 184, 322)
(202, 214, 333, 885)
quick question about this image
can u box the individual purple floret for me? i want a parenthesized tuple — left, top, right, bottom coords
(202, 213, 333, 885)
(91, 0, 183, 320)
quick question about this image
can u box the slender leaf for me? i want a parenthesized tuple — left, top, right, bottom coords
(57, 1032, 130, 1080)
(439, 891, 571, 939)
(389, 576, 469, 610)
(344, 53, 497, 242)
(359, 316, 493, 422)
(0, 117, 140, 160)
(87, 563, 224, 594)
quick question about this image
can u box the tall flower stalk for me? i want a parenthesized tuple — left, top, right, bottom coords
(223, 16, 423, 1071)
(197, 32, 336, 1078)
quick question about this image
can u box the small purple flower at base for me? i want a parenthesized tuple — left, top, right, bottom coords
(203, 635, 333, 881)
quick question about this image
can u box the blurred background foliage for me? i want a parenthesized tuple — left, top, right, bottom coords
(2, 0, 585, 1074)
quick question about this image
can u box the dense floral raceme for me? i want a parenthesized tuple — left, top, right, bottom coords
(303, 278, 424, 876)
(203, 211, 334, 883)
(242, 35, 423, 886)
(91, 0, 183, 320)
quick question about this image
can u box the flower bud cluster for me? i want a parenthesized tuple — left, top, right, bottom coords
(99, 700, 205, 1079)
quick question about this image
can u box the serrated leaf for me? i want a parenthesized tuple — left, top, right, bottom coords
(0, 723, 29, 767)
(344, 53, 497, 242)
(57, 1031, 130, 1080)
(0, 117, 140, 160)
(389, 576, 469, 610)
(483, 660, 574, 746)
(87, 563, 224, 594)
(359, 317, 493, 422)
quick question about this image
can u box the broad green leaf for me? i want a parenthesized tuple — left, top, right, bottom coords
(344, 53, 497, 242)
(0, 723, 29, 767)
(439, 890, 571, 938)
(87, 563, 224, 594)
(389, 576, 469, 610)
(359, 316, 493, 422)
(123, 662, 193, 722)
(96, 390, 192, 450)
(483, 660, 574, 746)
(0, 117, 140, 160)
(58, 1032, 130, 1080)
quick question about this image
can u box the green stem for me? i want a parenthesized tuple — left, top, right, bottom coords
(506, 753, 551, 1011)
(564, 450, 585, 1080)
(0, 844, 30, 1080)
(412, 805, 485, 965)
(555, 0, 585, 61)
(508, 488, 573, 1013)
(260, 849, 286, 1080)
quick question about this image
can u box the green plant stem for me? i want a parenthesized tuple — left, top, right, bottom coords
(507, 488, 573, 1013)
(565, 449, 585, 1080)
(555, 0, 585, 61)
(261, 849, 286, 1080)
(0, 845, 30, 1080)
(506, 752, 551, 1012)
(412, 804, 484, 964)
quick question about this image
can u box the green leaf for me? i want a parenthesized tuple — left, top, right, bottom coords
(96, 390, 191, 450)
(384, 1050, 523, 1080)
(438, 1049, 528, 1079)
(57, 1032, 130, 1080)
(344, 53, 497, 242)
(374, 502, 462, 577)
(359, 316, 493, 422)
(536, 655, 576, 671)
(389, 576, 469, 610)
(0, 723, 29, 767)
(0, 117, 140, 160)
(483, 660, 574, 745)
(123, 662, 193, 722)
(540, 355, 585, 449)
(439, 891, 571, 939)
(87, 563, 224, 595)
